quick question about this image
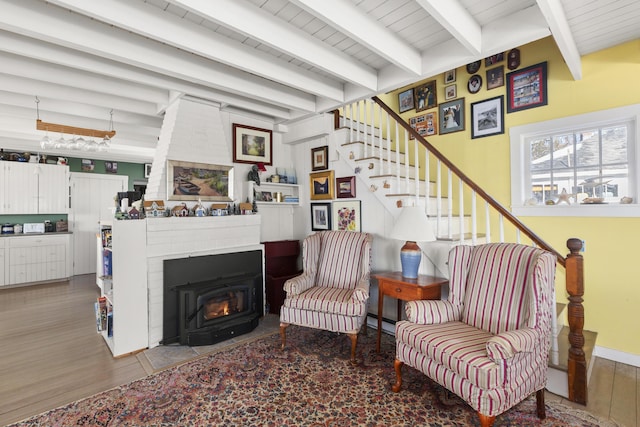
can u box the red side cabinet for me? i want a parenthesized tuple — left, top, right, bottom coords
(263, 240, 301, 315)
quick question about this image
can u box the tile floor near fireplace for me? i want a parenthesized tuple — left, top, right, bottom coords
(141, 313, 280, 372)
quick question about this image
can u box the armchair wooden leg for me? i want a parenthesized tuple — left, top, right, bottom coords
(279, 323, 289, 350)
(477, 413, 496, 427)
(392, 359, 404, 392)
(536, 389, 546, 420)
(347, 333, 358, 365)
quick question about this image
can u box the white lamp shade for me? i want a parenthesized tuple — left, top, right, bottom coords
(390, 206, 436, 242)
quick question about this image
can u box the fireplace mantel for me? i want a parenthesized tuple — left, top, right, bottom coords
(144, 215, 263, 348)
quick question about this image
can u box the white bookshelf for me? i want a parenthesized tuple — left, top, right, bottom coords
(96, 220, 148, 357)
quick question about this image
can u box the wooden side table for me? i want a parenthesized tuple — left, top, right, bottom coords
(373, 271, 448, 352)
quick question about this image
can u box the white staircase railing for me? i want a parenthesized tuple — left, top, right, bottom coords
(335, 97, 587, 403)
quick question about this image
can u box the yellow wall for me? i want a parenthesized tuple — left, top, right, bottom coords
(380, 37, 640, 356)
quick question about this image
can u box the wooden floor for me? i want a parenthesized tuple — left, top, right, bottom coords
(0, 275, 638, 426)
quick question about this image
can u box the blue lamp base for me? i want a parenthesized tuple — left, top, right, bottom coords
(400, 241, 421, 279)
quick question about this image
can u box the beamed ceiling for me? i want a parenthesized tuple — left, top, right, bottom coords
(0, 0, 638, 162)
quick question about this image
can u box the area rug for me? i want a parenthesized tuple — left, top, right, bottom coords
(10, 327, 616, 426)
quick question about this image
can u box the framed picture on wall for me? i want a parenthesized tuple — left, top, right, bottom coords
(336, 176, 356, 198)
(309, 170, 335, 200)
(144, 163, 152, 178)
(166, 159, 233, 201)
(438, 98, 465, 135)
(398, 88, 415, 113)
(232, 123, 273, 165)
(414, 80, 437, 112)
(310, 202, 332, 231)
(506, 61, 548, 113)
(332, 200, 361, 232)
(471, 96, 504, 139)
(311, 145, 329, 171)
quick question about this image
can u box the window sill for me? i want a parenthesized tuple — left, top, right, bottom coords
(512, 203, 640, 218)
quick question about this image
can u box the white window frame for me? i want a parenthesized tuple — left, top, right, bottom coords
(510, 104, 640, 217)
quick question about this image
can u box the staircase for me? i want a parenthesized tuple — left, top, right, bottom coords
(324, 97, 592, 404)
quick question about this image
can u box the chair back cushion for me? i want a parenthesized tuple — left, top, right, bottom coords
(310, 231, 370, 289)
(460, 243, 554, 334)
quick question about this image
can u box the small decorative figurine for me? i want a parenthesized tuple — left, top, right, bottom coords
(248, 164, 260, 186)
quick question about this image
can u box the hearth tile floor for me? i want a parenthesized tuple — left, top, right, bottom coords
(139, 314, 280, 373)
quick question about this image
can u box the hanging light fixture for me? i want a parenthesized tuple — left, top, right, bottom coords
(35, 97, 116, 152)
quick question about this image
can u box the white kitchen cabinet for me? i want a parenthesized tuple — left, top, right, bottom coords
(0, 162, 69, 214)
(0, 247, 5, 286)
(96, 220, 148, 357)
(6, 234, 70, 285)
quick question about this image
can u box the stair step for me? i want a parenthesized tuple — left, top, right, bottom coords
(548, 326, 597, 373)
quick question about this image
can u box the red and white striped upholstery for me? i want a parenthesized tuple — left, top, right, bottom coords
(280, 231, 372, 334)
(395, 243, 556, 418)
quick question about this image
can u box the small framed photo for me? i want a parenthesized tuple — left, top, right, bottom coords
(144, 163, 152, 178)
(310, 202, 332, 231)
(471, 95, 504, 139)
(398, 88, 415, 113)
(232, 123, 273, 165)
(414, 80, 437, 112)
(105, 161, 118, 174)
(81, 159, 94, 172)
(486, 66, 504, 90)
(336, 176, 356, 198)
(466, 60, 481, 74)
(310, 170, 335, 200)
(444, 69, 456, 84)
(485, 52, 504, 67)
(506, 61, 548, 113)
(311, 145, 329, 171)
(467, 75, 482, 94)
(439, 98, 465, 135)
(444, 84, 457, 100)
(261, 191, 273, 202)
(409, 112, 437, 140)
(332, 200, 361, 232)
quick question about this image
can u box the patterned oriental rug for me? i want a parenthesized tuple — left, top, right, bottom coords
(10, 327, 616, 427)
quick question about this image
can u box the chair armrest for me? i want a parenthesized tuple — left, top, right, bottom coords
(405, 300, 461, 325)
(283, 273, 315, 296)
(486, 328, 542, 361)
(350, 276, 370, 303)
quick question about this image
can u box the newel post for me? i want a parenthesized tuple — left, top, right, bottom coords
(565, 238, 587, 404)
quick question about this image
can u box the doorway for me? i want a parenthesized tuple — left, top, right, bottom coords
(69, 173, 128, 275)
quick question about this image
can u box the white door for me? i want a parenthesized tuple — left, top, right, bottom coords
(69, 173, 128, 275)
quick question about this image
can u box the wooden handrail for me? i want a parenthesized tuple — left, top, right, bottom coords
(371, 96, 566, 267)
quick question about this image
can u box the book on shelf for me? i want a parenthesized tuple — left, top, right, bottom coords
(100, 229, 112, 248)
(97, 296, 108, 332)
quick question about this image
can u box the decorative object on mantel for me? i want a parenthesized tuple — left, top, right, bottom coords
(390, 205, 436, 279)
(171, 203, 189, 217)
(143, 200, 165, 217)
(247, 164, 260, 186)
(36, 97, 114, 152)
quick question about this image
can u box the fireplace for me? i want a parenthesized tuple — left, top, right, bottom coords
(162, 250, 263, 346)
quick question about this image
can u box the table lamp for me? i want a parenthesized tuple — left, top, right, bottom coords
(390, 206, 436, 279)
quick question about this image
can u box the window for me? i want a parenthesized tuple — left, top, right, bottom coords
(510, 104, 640, 217)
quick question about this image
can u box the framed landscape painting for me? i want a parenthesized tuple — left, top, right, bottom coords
(167, 160, 233, 202)
(232, 123, 272, 165)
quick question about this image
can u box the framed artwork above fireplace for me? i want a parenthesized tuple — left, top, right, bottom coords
(166, 160, 233, 202)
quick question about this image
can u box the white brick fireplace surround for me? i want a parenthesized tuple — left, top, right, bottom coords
(145, 215, 262, 348)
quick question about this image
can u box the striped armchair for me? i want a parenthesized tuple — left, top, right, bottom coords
(392, 243, 556, 427)
(280, 230, 373, 364)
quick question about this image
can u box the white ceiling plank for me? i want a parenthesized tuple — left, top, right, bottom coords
(0, 32, 294, 121)
(0, 1, 316, 113)
(536, 0, 582, 80)
(415, 0, 482, 55)
(481, 6, 551, 58)
(47, 0, 345, 102)
(0, 73, 162, 119)
(167, 0, 378, 90)
(291, 0, 422, 76)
